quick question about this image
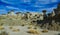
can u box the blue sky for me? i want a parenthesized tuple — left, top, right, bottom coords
(0, 0, 60, 14)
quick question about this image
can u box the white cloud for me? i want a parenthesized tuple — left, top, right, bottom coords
(1, 0, 21, 4)
(6, 6, 19, 10)
(0, 9, 7, 14)
(23, 0, 31, 2)
(34, 4, 44, 7)
(1, 0, 13, 4)
(0, 9, 6, 12)
(36, 0, 50, 4)
(51, 0, 58, 2)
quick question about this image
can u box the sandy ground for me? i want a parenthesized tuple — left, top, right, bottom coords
(0, 25, 60, 35)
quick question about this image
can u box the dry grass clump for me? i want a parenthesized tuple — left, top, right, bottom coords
(27, 29, 40, 34)
(21, 24, 25, 26)
(9, 26, 13, 29)
(0, 23, 4, 26)
(28, 26, 32, 29)
(28, 24, 33, 29)
(27, 24, 39, 34)
(0, 26, 4, 30)
(12, 29, 20, 32)
(41, 29, 48, 33)
(0, 31, 9, 35)
(39, 22, 60, 31)
(34, 27, 37, 29)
